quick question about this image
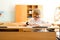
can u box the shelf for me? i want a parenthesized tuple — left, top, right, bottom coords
(27, 5, 38, 18)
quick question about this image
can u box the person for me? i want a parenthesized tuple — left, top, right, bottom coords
(25, 10, 51, 32)
(27, 10, 51, 27)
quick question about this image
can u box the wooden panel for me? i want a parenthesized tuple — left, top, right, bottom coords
(16, 5, 27, 22)
(0, 32, 56, 40)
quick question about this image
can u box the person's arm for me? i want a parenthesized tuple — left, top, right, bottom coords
(28, 18, 40, 26)
(39, 19, 51, 27)
(29, 24, 40, 26)
(42, 22, 51, 27)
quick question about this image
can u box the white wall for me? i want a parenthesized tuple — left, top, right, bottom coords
(0, 0, 16, 22)
(0, 0, 60, 23)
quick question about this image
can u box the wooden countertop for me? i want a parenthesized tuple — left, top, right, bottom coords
(0, 32, 56, 40)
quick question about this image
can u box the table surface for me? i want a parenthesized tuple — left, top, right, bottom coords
(0, 25, 60, 29)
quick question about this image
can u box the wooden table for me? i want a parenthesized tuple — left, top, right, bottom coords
(0, 25, 60, 32)
(0, 26, 57, 40)
(0, 32, 56, 40)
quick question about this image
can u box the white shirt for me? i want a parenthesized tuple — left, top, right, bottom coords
(28, 18, 49, 26)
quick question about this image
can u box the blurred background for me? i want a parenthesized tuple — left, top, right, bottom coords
(0, 0, 60, 24)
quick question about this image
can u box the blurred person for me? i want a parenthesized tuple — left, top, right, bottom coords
(27, 10, 51, 27)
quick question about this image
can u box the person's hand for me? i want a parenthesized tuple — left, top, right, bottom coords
(33, 24, 40, 26)
(29, 24, 40, 26)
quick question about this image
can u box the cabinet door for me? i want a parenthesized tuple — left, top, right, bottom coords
(16, 5, 27, 22)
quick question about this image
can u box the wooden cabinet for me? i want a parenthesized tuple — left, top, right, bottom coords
(15, 5, 43, 22)
(15, 5, 27, 22)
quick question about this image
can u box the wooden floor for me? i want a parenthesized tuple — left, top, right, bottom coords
(0, 32, 56, 40)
